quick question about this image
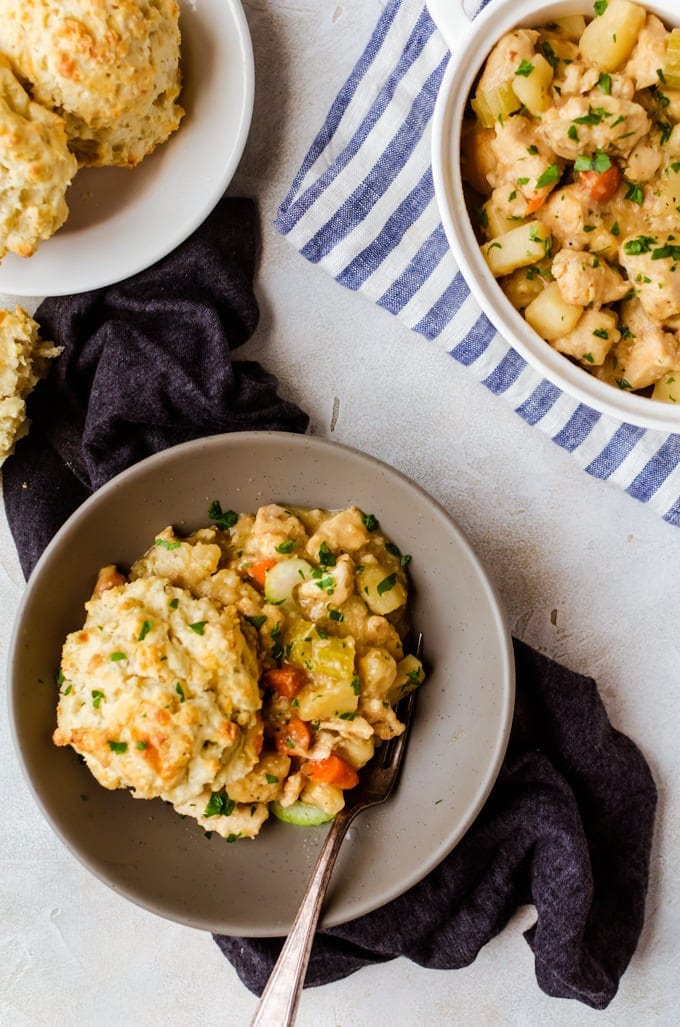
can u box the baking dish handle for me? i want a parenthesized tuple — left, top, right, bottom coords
(425, 0, 473, 52)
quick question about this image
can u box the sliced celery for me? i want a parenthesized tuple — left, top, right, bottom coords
(664, 28, 680, 90)
(471, 82, 521, 128)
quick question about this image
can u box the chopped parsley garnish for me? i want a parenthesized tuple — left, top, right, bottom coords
(175, 682, 185, 702)
(246, 614, 267, 630)
(616, 378, 633, 390)
(611, 221, 620, 236)
(329, 609, 344, 622)
(362, 513, 379, 531)
(63, 684, 73, 695)
(515, 59, 534, 77)
(318, 541, 336, 567)
(594, 0, 607, 14)
(108, 740, 128, 754)
(385, 541, 401, 558)
(597, 73, 612, 95)
(226, 833, 242, 843)
(57, 669, 65, 685)
(136, 741, 147, 750)
(189, 621, 207, 635)
(169, 598, 179, 609)
(516, 177, 530, 186)
(527, 144, 539, 155)
(568, 125, 579, 142)
(155, 538, 181, 550)
(208, 500, 238, 530)
(574, 151, 611, 174)
(620, 325, 636, 340)
(541, 41, 559, 69)
(535, 164, 560, 189)
(624, 181, 644, 205)
(658, 121, 673, 146)
(137, 619, 153, 641)
(109, 651, 126, 662)
(275, 539, 297, 554)
(657, 89, 670, 108)
(401, 554, 412, 567)
(623, 236, 656, 255)
(573, 106, 606, 126)
(351, 677, 361, 695)
(593, 328, 609, 339)
(376, 573, 397, 595)
(92, 689, 105, 709)
(204, 791, 235, 818)
(652, 244, 680, 261)
(582, 352, 595, 363)
(265, 774, 279, 784)
(316, 627, 329, 639)
(339, 712, 356, 721)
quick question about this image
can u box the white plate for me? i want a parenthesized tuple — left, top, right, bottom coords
(10, 432, 515, 935)
(0, 0, 254, 297)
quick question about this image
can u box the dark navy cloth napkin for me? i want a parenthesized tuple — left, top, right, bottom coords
(2, 196, 309, 578)
(216, 639, 656, 1011)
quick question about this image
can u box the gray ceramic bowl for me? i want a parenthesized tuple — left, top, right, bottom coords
(9, 432, 514, 936)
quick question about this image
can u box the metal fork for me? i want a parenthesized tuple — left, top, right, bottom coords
(251, 633, 423, 1027)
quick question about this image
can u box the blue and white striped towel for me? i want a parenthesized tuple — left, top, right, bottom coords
(275, 0, 680, 527)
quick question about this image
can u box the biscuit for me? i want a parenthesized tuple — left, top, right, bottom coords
(54, 575, 263, 808)
(0, 306, 62, 465)
(0, 0, 184, 168)
(0, 56, 77, 260)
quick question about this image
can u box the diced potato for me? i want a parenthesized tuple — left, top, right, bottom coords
(578, 1, 647, 73)
(481, 220, 551, 277)
(356, 565, 406, 615)
(481, 199, 528, 240)
(300, 780, 345, 816)
(552, 308, 620, 365)
(550, 14, 586, 41)
(472, 81, 521, 128)
(511, 53, 553, 115)
(461, 123, 496, 195)
(652, 372, 680, 403)
(524, 281, 583, 341)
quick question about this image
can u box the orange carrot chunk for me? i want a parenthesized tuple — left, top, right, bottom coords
(305, 754, 359, 790)
(577, 165, 620, 204)
(263, 663, 308, 699)
(247, 557, 278, 589)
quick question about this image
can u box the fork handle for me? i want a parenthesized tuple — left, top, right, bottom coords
(250, 807, 355, 1027)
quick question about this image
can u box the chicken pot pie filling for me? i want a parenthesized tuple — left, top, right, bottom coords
(53, 504, 425, 841)
(463, 0, 680, 402)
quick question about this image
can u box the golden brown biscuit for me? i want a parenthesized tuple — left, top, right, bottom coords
(0, 306, 62, 466)
(0, 0, 184, 167)
(0, 56, 77, 260)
